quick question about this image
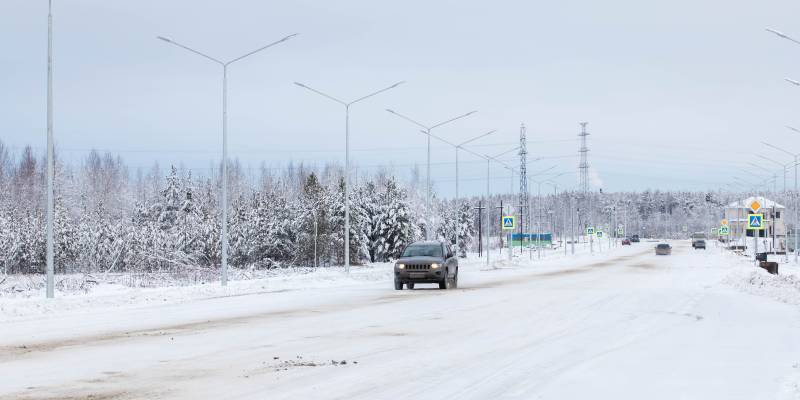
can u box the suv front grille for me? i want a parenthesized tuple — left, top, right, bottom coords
(405, 264, 430, 271)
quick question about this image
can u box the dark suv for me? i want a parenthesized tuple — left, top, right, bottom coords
(394, 241, 459, 290)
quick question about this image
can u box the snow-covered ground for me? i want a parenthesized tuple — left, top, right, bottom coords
(2, 240, 800, 399)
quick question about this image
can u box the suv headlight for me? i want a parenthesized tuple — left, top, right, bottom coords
(430, 263, 440, 269)
(396, 263, 405, 269)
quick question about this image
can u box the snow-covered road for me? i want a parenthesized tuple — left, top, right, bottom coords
(2, 241, 800, 399)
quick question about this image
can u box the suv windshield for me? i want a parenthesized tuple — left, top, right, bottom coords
(657, 244, 670, 249)
(402, 244, 443, 258)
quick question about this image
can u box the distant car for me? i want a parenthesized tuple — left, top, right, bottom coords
(631, 235, 640, 243)
(692, 239, 706, 250)
(622, 238, 632, 245)
(691, 232, 707, 249)
(394, 241, 459, 290)
(655, 243, 672, 255)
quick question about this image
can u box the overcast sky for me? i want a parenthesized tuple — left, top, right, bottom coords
(3, 0, 800, 196)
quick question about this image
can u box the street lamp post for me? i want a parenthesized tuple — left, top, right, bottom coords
(386, 109, 477, 240)
(422, 130, 495, 255)
(295, 81, 405, 273)
(755, 154, 789, 194)
(158, 33, 297, 286)
(765, 28, 800, 262)
(486, 147, 520, 262)
(762, 140, 800, 263)
(45, 0, 55, 299)
(460, 146, 518, 267)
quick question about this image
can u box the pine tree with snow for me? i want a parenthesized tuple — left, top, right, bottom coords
(376, 178, 417, 261)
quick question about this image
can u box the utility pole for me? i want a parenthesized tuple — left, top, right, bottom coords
(486, 158, 491, 267)
(570, 193, 576, 255)
(496, 201, 505, 257)
(474, 201, 485, 257)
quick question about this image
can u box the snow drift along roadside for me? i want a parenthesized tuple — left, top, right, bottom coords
(726, 267, 800, 307)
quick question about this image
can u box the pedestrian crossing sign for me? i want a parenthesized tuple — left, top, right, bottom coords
(502, 216, 515, 230)
(747, 214, 764, 230)
(586, 226, 595, 236)
(596, 230, 604, 239)
(719, 226, 729, 236)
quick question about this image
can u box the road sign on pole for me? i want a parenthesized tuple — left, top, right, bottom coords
(502, 216, 515, 230)
(596, 230, 604, 239)
(747, 214, 764, 230)
(750, 200, 762, 213)
(719, 226, 730, 236)
(586, 226, 595, 236)
(721, 218, 729, 226)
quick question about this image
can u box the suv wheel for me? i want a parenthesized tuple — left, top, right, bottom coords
(394, 279, 403, 290)
(439, 273, 451, 290)
(452, 271, 458, 289)
(407, 283, 415, 290)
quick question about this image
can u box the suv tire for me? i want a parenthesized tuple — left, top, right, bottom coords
(439, 273, 451, 290)
(394, 279, 403, 290)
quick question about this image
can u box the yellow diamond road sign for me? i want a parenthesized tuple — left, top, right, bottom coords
(750, 200, 762, 213)
(721, 218, 728, 226)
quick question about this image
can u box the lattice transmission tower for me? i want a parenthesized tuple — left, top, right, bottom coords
(579, 122, 589, 194)
(519, 123, 528, 239)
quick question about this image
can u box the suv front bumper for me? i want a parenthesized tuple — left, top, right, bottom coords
(395, 269, 446, 283)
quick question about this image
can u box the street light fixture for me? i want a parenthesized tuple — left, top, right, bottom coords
(158, 32, 298, 286)
(294, 81, 405, 273)
(767, 28, 800, 45)
(385, 108, 477, 239)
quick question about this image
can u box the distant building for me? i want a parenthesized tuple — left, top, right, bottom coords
(724, 196, 786, 252)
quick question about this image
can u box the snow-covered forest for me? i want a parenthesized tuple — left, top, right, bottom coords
(0, 139, 784, 275)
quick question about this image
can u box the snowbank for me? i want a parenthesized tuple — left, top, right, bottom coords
(0, 263, 394, 322)
(725, 265, 800, 307)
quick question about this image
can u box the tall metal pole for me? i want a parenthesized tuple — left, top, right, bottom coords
(486, 158, 491, 267)
(386, 109, 476, 241)
(426, 132, 431, 239)
(159, 33, 297, 286)
(537, 182, 542, 259)
(221, 65, 228, 285)
(571, 193, 576, 255)
(345, 105, 350, 271)
(46, 0, 55, 299)
(314, 210, 318, 268)
(455, 148, 459, 254)
(297, 82, 403, 273)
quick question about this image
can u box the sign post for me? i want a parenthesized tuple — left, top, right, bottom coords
(502, 216, 515, 261)
(596, 230, 604, 252)
(750, 200, 763, 264)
